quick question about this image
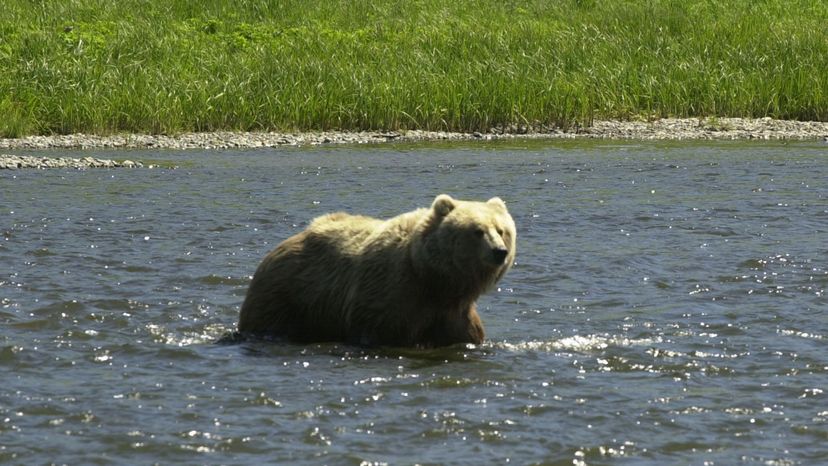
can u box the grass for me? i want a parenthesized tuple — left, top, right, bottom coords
(1, 0, 826, 137)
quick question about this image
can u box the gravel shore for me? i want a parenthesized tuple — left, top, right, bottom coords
(0, 155, 143, 170)
(1, 118, 825, 168)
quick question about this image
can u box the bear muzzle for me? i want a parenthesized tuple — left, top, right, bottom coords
(491, 247, 509, 265)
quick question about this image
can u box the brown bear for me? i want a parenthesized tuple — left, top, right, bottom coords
(238, 194, 516, 347)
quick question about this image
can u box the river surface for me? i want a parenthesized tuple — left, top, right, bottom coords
(2, 141, 827, 465)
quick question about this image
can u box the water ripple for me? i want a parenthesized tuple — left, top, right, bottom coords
(490, 335, 661, 353)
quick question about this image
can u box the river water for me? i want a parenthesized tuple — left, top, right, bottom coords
(2, 140, 827, 464)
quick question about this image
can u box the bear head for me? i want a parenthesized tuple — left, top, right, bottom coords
(415, 194, 516, 293)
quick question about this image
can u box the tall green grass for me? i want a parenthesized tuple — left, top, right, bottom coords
(1, 0, 826, 137)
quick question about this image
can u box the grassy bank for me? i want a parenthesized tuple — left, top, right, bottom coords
(2, 0, 827, 137)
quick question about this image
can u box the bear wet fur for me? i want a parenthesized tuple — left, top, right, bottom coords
(238, 194, 516, 347)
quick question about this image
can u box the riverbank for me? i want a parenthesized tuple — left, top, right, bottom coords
(3, 1, 826, 137)
(1, 118, 827, 152)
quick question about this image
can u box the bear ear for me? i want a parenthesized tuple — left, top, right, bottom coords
(432, 194, 456, 217)
(487, 197, 507, 210)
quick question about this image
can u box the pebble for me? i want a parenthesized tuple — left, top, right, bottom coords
(0, 118, 825, 157)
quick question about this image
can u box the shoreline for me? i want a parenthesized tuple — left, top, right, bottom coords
(1, 118, 827, 152)
(0, 154, 144, 170)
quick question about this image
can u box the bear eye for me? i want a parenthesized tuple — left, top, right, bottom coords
(496, 227, 504, 237)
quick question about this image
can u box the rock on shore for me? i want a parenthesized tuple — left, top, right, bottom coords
(0, 118, 825, 152)
(0, 154, 142, 170)
(578, 118, 828, 141)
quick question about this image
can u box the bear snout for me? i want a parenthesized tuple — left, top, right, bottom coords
(491, 247, 509, 265)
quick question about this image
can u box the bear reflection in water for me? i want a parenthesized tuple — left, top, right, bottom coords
(238, 194, 516, 347)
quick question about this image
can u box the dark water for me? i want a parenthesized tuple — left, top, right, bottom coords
(2, 141, 827, 465)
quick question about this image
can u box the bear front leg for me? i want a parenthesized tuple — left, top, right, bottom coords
(426, 302, 485, 346)
(462, 303, 486, 344)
